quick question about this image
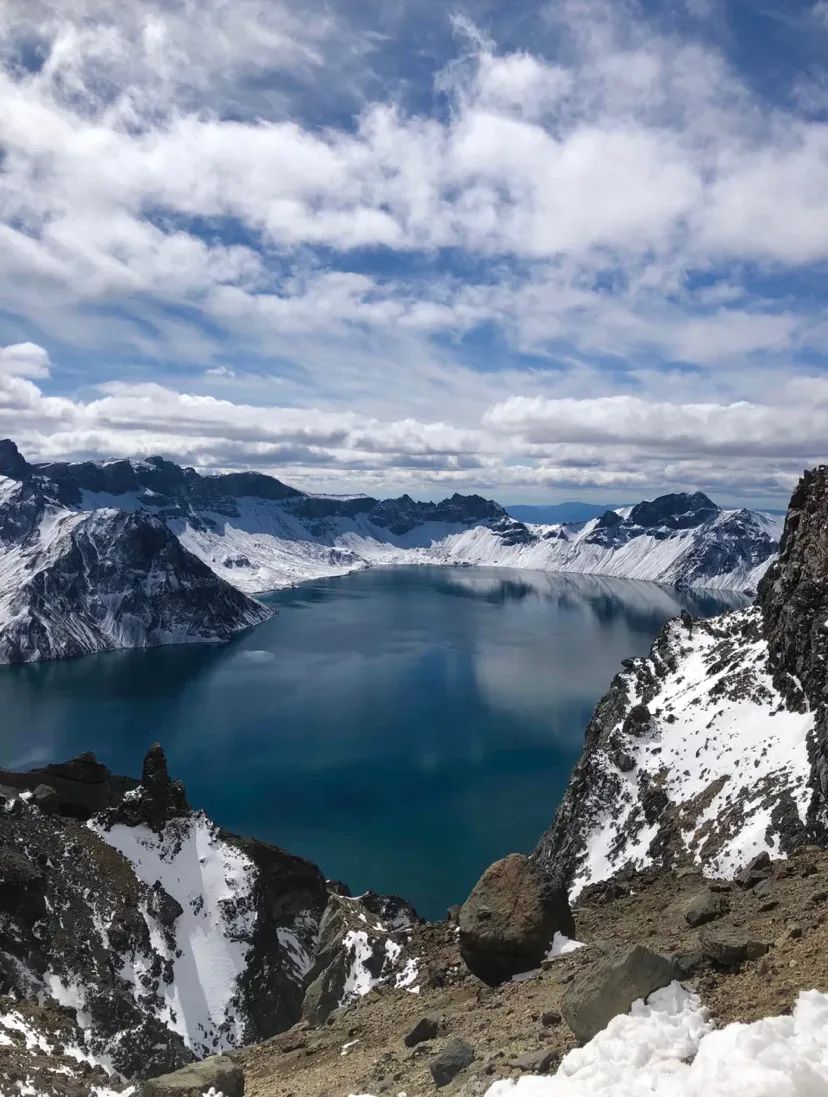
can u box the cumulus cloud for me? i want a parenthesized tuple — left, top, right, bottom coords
(0, 1, 826, 501)
(0, 342, 819, 503)
(0, 343, 51, 378)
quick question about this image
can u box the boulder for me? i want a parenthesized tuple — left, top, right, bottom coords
(561, 945, 676, 1042)
(405, 1013, 441, 1047)
(699, 926, 769, 969)
(736, 852, 771, 889)
(140, 1055, 244, 1096)
(430, 1038, 475, 1088)
(684, 889, 730, 927)
(458, 854, 575, 985)
(31, 784, 60, 814)
(670, 950, 709, 979)
(510, 1049, 556, 1073)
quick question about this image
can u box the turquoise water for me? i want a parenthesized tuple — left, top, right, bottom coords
(0, 566, 746, 918)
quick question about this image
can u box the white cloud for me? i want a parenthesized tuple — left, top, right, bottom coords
(0, 342, 51, 378)
(0, 1, 826, 502)
(0, 343, 819, 504)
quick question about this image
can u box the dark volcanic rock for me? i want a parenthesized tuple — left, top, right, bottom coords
(698, 926, 769, 969)
(405, 1013, 441, 1047)
(736, 851, 772, 889)
(458, 853, 575, 985)
(561, 945, 676, 1042)
(0, 438, 30, 480)
(429, 1038, 475, 1088)
(102, 743, 190, 831)
(627, 492, 719, 532)
(758, 465, 828, 843)
(684, 889, 730, 927)
(30, 783, 60, 814)
(0, 752, 136, 818)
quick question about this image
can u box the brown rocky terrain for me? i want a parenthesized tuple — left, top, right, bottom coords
(231, 847, 828, 1097)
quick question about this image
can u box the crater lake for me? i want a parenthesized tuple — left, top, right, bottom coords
(1, 566, 747, 918)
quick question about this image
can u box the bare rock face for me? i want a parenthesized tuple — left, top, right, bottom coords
(101, 742, 191, 831)
(458, 853, 575, 985)
(0, 751, 137, 818)
(301, 890, 419, 1025)
(758, 465, 828, 841)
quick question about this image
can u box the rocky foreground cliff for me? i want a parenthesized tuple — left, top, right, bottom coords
(0, 748, 422, 1095)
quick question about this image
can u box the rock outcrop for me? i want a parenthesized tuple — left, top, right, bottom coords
(0, 745, 423, 1094)
(758, 465, 828, 843)
(458, 853, 575, 985)
(140, 1054, 245, 1097)
(302, 890, 420, 1025)
(0, 751, 136, 817)
(0, 746, 330, 1081)
(533, 466, 828, 897)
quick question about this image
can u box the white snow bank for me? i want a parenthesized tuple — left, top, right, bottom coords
(90, 814, 257, 1053)
(484, 984, 828, 1097)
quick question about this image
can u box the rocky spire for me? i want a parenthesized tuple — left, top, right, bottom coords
(101, 743, 191, 832)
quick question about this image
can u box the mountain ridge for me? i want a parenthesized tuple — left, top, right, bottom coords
(0, 439, 782, 663)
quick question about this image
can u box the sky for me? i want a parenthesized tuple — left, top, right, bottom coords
(1, 1, 828, 507)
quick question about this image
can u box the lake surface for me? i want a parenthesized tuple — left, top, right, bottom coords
(1, 566, 747, 919)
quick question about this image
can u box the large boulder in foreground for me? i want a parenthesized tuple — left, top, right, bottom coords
(458, 853, 575, 985)
(140, 1055, 244, 1096)
(561, 945, 676, 1042)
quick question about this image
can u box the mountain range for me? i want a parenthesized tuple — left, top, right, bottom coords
(0, 439, 782, 664)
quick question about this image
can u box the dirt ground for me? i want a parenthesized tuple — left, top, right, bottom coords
(236, 847, 828, 1097)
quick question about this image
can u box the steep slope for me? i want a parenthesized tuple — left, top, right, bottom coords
(35, 445, 780, 593)
(533, 466, 828, 896)
(0, 466, 271, 664)
(0, 748, 422, 1094)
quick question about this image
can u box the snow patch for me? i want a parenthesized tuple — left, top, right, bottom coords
(90, 814, 256, 1054)
(482, 985, 828, 1097)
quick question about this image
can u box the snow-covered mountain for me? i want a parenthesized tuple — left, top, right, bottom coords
(0, 438, 781, 663)
(0, 442, 270, 664)
(533, 464, 828, 896)
(32, 443, 780, 595)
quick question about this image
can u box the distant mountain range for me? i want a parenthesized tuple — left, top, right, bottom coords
(0, 439, 783, 663)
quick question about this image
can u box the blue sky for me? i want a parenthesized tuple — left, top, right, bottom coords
(0, 0, 827, 506)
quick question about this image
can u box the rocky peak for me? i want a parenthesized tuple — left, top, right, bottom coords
(627, 491, 719, 531)
(103, 743, 191, 831)
(0, 438, 29, 481)
(594, 509, 623, 530)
